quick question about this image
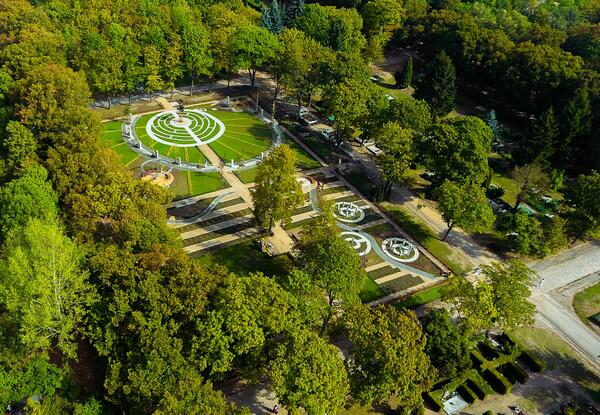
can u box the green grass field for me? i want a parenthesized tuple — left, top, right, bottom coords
(100, 121, 228, 199)
(573, 282, 600, 327)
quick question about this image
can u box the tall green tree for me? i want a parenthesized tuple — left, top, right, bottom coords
(419, 116, 492, 186)
(386, 95, 432, 131)
(564, 172, 600, 241)
(416, 51, 456, 118)
(0, 218, 94, 357)
(230, 26, 281, 88)
(561, 87, 592, 166)
(434, 180, 495, 240)
(521, 107, 559, 166)
(296, 211, 367, 332)
(271, 330, 349, 414)
(251, 145, 303, 232)
(182, 23, 213, 96)
(421, 309, 471, 380)
(398, 57, 413, 88)
(344, 304, 435, 408)
(286, 0, 305, 24)
(3, 120, 37, 170)
(0, 163, 58, 235)
(445, 260, 536, 334)
(512, 163, 550, 210)
(374, 122, 414, 198)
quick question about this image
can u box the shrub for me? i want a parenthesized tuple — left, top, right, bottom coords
(486, 184, 505, 199)
(457, 384, 477, 404)
(500, 361, 529, 384)
(519, 350, 546, 372)
(478, 342, 500, 360)
(470, 350, 487, 369)
(481, 369, 511, 395)
(424, 392, 442, 412)
(465, 379, 487, 400)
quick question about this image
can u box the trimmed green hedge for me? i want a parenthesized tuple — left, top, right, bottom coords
(519, 350, 546, 372)
(465, 378, 487, 400)
(424, 392, 442, 412)
(481, 368, 512, 395)
(498, 361, 529, 384)
(470, 350, 486, 369)
(457, 384, 477, 404)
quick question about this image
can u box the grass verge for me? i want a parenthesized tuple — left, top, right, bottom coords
(573, 282, 600, 327)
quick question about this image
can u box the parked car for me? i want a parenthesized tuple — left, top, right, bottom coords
(320, 128, 336, 141)
(366, 144, 383, 155)
(299, 109, 318, 125)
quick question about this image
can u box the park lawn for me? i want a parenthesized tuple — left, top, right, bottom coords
(283, 138, 322, 170)
(573, 282, 600, 326)
(380, 202, 472, 275)
(194, 239, 293, 277)
(188, 171, 228, 195)
(359, 276, 386, 303)
(236, 168, 257, 184)
(394, 285, 445, 309)
(112, 142, 141, 166)
(511, 327, 600, 403)
(101, 121, 124, 145)
(491, 171, 519, 207)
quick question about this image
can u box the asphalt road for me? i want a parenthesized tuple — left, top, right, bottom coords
(529, 243, 600, 372)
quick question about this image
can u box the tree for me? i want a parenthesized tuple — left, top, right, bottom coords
(435, 180, 495, 240)
(163, 41, 184, 99)
(361, 0, 405, 60)
(251, 145, 303, 232)
(508, 212, 568, 257)
(445, 260, 536, 334)
(421, 309, 471, 379)
(398, 57, 413, 88)
(419, 116, 492, 186)
(286, 0, 305, 24)
(296, 211, 367, 331)
(0, 163, 58, 235)
(154, 373, 231, 415)
(230, 26, 281, 88)
(0, 218, 94, 357)
(415, 51, 456, 118)
(386, 95, 432, 132)
(325, 77, 379, 144)
(271, 330, 349, 414)
(561, 87, 592, 166)
(344, 304, 435, 407)
(3, 120, 37, 170)
(564, 172, 600, 241)
(262, 0, 285, 34)
(512, 163, 549, 210)
(520, 107, 559, 166)
(182, 23, 213, 96)
(374, 122, 414, 198)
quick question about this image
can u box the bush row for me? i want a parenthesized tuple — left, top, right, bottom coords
(481, 368, 512, 395)
(498, 361, 529, 384)
(519, 350, 546, 372)
(456, 384, 477, 404)
(465, 378, 487, 400)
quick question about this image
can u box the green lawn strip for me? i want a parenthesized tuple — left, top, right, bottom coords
(283, 138, 321, 169)
(573, 282, 600, 326)
(491, 172, 519, 207)
(511, 327, 600, 403)
(367, 265, 398, 280)
(169, 170, 193, 200)
(379, 274, 423, 294)
(188, 172, 228, 196)
(394, 284, 446, 309)
(221, 130, 271, 150)
(361, 222, 394, 234)
(300, 135, 331, 159)
(359, 276, 386, 303)
(208, 140, 244, 162)
(283, 216, 316, 230)
(177, 208, 253, 234)
(216, 197, 246, 210)
(319, 185, 349, 196)
(167, 196, 217, 218)
(193, 239, 293, 277)
(380, 202, 471, 275)
(181, 221, 253, 247)
(108, 142, 141, 166)
(236, 168, 257, 184)
(291, 204, 316, 217)
(342, 170, 378, 197)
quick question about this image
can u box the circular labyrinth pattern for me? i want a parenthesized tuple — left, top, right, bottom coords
(381, 238, 419, 263)
(340, 231, 372, 257)
(333, 201, 365, 223)
(146, 110, 226, 147)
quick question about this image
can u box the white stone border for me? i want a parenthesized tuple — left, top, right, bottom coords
(381, 237, 419, 263)
(333, 201, 365, 223)
(341, 231, 372, 257)
(145, 109, 226, 147)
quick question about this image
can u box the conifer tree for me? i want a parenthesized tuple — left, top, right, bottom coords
(398, 57, 413, 88)
(262, 0, 284, 34)
(416, 51, 456, 118)
(560, 87, 592, 166)
(522, 107, 559, 166)
(286, 0, 305, 25)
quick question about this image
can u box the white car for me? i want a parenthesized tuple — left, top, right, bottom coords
(366, 144, 383, 155)
(320, 128, 336, 141)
